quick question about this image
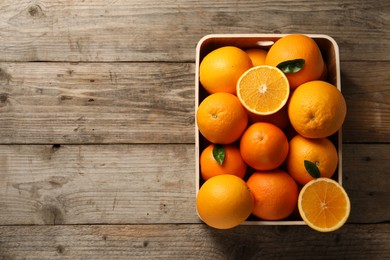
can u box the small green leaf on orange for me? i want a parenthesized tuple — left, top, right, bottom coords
(213, 145, 225, 165)
(277, 59, 305, 73)
(304, 160, 321, 178)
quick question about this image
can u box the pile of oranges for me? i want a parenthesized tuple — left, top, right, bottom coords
(196, 34, 350, 232)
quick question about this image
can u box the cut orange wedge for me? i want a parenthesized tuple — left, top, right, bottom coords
(237, 65, 290, 115)
(298, 178, 351, 232)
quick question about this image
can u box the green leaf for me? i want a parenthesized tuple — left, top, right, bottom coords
(213, 145, 225, 165)
(277, 59, 305, 73)
(304, 160, 321, 178)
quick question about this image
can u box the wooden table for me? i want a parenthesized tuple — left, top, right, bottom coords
(0, 0, 389, 258)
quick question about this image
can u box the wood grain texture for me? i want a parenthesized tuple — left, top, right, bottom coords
(0, 0, 388, 257)
(343, 144, 390, 223)
(0, 62, 195, 144)
(0, 61, 389, 144)
(0, 0, 388, 62)
(0, 144, 388, 225)
(0, 224, 389, 259)
(341, 61, 390, 143)
(0, 144, 198, 225)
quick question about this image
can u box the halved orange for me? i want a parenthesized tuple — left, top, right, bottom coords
(237, 65, 290, 115)
(298, 178, 350, 232)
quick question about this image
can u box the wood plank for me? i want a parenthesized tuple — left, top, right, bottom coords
(0, 0, 388, 62)
(343, 144, 390, 223)
(341, 61, 390, 143)
(0, 61, 389, 144)
(0, 224, 389, 259)
(0, 144, 388, 225)
(0, 144, 198, 225)
(0, 62, 195, 144)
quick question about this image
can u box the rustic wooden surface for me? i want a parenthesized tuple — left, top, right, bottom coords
(0, 0, 389, 259)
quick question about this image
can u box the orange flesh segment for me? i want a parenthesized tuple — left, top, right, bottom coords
(237, 66, 289, 115)
(300, 180, 349, 229)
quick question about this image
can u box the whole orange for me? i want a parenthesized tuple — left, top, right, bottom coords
(240, 122, 289, 171)
(247, 170, 298, 220)
(288, 80, 347, 138)
(245, 48, 268, 66)
(200, 144, 247, 181)
(265, 34, 325, 89)
(199, 46, 253, 94)
(196, 93, 248, 144)
(196, 174, 254, 229)
(286, 135, 338, 185)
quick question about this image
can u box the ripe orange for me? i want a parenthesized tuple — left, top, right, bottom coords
(288, 80, 347, 138)
(200, 144, 247, 181)
(286, 135, 338, 185)
(265, 34, 325, 89)
(247, 104, 289, 130)
(196, 92, 248, 144)
(240, 122, 289, 171)
(245, 48, 268, 66)
(298, 178, 350, 232)
(199, 46, 253, 94)
(247, 170, 298, 220)
(236, 66, 290, 115)
(196, 174, 254, 229)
